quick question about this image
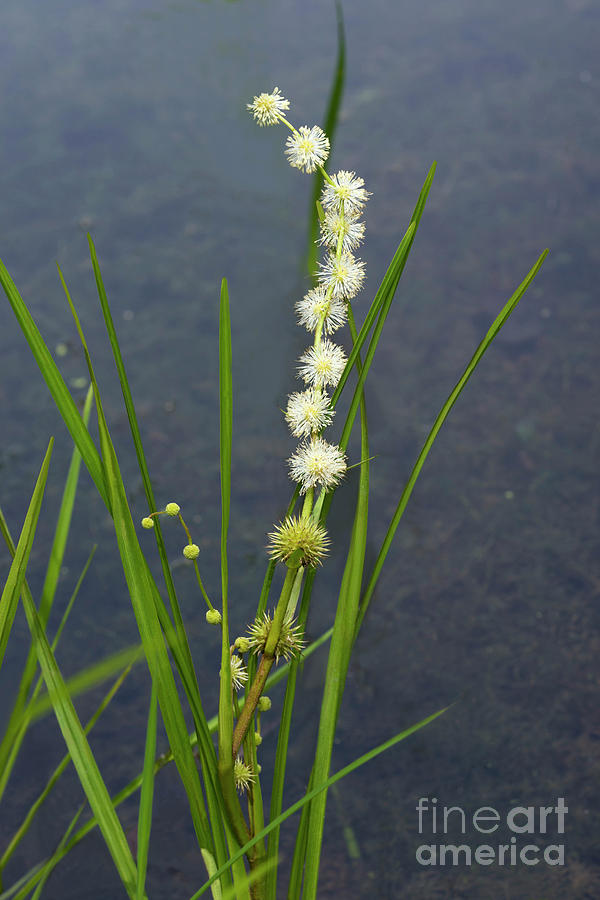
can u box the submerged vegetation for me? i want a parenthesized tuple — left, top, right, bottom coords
(0, 72, 546, 900)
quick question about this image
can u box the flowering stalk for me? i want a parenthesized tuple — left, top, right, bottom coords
(215, 93, 372, 864)
(248, 88, 369, 540)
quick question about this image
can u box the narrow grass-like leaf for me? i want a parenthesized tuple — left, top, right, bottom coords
(287, 777, 310, 900)
(0, 385, 93, 791)
(30, 804, 85, 900)
(94, 383, 215, 855)
(200, 850, 223, 900)
(0, 545, 97, 808)
(60, 270, 215, 860)
(136, 685, 158, 900)
(219, 276, 233, 620)
(86, 238, 205, 700)
(265, 567, 317, 900)
(219, 274, 232, 639)
(220, 856, 276, 900)
(28, 643, 142, 723)
(302, 307, 370, 900)
(0, 258, 108, 506)
(85, 240, 228, 867)
(0, 440, 53, 672)
(356, 248, 549, 634)
(216, 277, 251, 864)
(0, 862, 45, 900)
(20, 560, 139, 897)
(0, 658, 135, 873)
(0, 600, 132, 806)
(190, 706, 449, 900)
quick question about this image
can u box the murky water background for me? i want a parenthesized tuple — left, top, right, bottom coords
(1, 0, 598, 897)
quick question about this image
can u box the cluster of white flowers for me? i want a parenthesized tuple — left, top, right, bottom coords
(249, 88, 370, 565)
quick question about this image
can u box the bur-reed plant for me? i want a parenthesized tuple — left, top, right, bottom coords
(0, 79, 547, 900)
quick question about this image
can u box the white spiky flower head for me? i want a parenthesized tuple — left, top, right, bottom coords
(247, 87, 290, 126)
(318, 252, 365, 300)
(288, 437, 347, 493)
(298, 340, 347, 389)
(285, 387, 335, 438)
(285, 125, 330, 174)
(321, 170, 371, 215)
(318, 211, 365, 253)
(229, 654, 248, 691)
(295, 286, 348, 335)
(267, 514, 330, 566)
(233, 757, 256, 793)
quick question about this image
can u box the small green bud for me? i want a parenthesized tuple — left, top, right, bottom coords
(206, 609, 222, 625)
(165, 502, 181, 516)
(258, 696, 271, 712)
(235, 637, 251, 653)
(141, 516, 155, 529)
(254, 732, 262, 746)
(183, 543, 200, 560)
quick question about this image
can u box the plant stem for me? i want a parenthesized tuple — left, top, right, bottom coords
(232, 565, 299, 757)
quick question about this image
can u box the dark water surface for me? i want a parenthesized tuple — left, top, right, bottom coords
(1, 0, 598, 897)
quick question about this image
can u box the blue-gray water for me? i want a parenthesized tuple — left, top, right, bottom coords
(1, 0, 598, 897)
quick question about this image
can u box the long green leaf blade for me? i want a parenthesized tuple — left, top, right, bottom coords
(302, 307, 370, 900)
(0, 257, 108, 506)
(85, 238, 229, 874)
(136, 685, 158, 900)
(0, 440, 54, 672)
(59, 265, 215, 859)
(20, 557, 139, 898)
(93, 380, 214, 854)
(0, 386, 94, 791)
(0, 658, 135, 872)
(216, 277, 250, 859)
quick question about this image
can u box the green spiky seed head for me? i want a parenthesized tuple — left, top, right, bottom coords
(258, 696, 272, 712)
(247, 612, 305, 663)
(233, 758, 255, 793)
(141, 516, 155, 529)
(165, 502, 180, 516)
(267, 515, 330, 567)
